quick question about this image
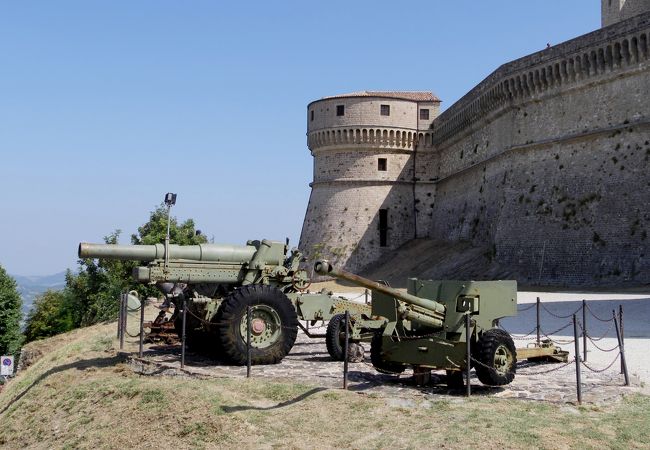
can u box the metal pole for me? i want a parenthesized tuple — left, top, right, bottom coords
(582, 299, 587, 362)
(573, 314, 582, 404)
(247, 305, 252, 378)
(119, 293, 126, 350)
(536, 297, 541, 346)
(343, 310, 349, 390)
(181, 297, 187, 369)
(139, 298, 145, 358)
(613, 311, 629, 386)
(365, 289, 369, 305)
(466, 314, 471, 397)
(619, 305, 624, 375)
(117, 292, 123, 339)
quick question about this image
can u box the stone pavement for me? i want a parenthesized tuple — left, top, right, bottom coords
(128, 324, 641, 406)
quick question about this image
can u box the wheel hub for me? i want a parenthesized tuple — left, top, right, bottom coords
(251, 318, 266, 334)
(493, 345, 512, 374)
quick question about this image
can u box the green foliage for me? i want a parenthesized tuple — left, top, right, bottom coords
(23, 204, 206, 343)
(0, 264, 24, 355)
(23, 290, 74, 342)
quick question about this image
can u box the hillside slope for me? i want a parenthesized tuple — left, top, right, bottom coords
(0, 322, 649, 449)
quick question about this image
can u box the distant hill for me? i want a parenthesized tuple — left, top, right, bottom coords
(11, 271, 68, 317)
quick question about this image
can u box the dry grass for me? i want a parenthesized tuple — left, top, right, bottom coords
(1, 324, 649, 449)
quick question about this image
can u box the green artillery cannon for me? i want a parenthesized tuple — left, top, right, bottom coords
(314, 260, 518, 387)
(78, 239, 378, 365)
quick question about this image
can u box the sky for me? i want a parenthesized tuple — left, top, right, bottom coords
(0, 1, 601, 276)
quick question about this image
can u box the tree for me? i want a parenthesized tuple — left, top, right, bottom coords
(24, 203, 208, 341)
(23, 290, 74, 342)
(0, 264, 23, 355)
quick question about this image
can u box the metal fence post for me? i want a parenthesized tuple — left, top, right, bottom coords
(364, 289, 369, 305)
(466, 314, 471, 397)
(582, 299, 587, 362)
(139, 298, 145, 358)
(119, 293, 126, 351)
(247, 305, 252, 378)
(536, 297, 541, 346)
(573, 314, 582, 404)
(613, 311, 629, 386)
(343, 310, 350, 390)
(619, 305, 624, 375)
(181, 297, 187, 369)
(117, 292, 123, 339)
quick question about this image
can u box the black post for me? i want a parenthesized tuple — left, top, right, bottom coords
(573, 314, 582, 404)
(117, 293, 123, 339)
(247, 305, 252, 378)
(365, 289, 369, 305)
(181, 297, 187, 369)
(343, 310, 349, 390)
(139, 298, 145, 358)
(536, 297, 541, 347)
(613, 311, 629, 386)
(119, 293, 126, 350)
(619, 305, 624, 375)
(582, 299, 588, 362)
(466, 314, 471, 397)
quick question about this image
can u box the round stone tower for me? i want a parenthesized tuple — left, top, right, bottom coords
(299, 91, 440, 273)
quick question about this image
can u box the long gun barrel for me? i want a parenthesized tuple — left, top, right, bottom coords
(314, 260, 446, 328)
(79, 242, 260, 264)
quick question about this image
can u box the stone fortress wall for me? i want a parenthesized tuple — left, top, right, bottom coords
(300, 3, 650, 286)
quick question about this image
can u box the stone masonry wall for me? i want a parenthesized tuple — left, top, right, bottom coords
(427, 13, 650, 286)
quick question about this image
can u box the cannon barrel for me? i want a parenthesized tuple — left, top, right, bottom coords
(314, 260, 446, 317)
(79, 242, 258, 264)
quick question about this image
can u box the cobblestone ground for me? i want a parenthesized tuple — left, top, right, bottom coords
(128, 323, 641, 406)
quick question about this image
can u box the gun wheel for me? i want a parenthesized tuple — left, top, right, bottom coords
(217, 285, 298, 365)
(326, 314, 353, 361)
(475, 328, 517, 386)
(370, 330, 405, 375)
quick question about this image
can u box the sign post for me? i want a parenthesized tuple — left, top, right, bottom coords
(1, 356, 14, 376)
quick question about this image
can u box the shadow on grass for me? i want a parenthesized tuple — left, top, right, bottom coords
(0, 354, 127, 416)
(220, 387, 327, 413)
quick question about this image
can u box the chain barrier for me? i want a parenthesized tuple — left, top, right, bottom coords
(516, 303, 536, 312)
(515, 360, 576, 376)
(540, 321, 573, 338)
(584, 320, 615, 341)
(586, 338, 620, 353)
(584, 303, 615, 323)
(540, 302, 582, 319)
(503, 327, 538, 340)
(581, 354, 621, 373)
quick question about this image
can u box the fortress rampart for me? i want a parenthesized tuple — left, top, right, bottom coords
(300, 7, 650, 286)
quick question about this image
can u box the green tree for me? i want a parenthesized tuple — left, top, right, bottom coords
(0, 264, 23, 355)
(23, 290, 74, 342)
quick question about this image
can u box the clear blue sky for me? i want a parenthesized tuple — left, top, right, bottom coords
(0, 1, 600, 275)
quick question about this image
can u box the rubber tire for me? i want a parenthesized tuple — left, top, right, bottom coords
(216, 285, 298, 365)
(326, 314, 348, 361)
(370, 330, 405, 374)
(474, 328, 517, 386)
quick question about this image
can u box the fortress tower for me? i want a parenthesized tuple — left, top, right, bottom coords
(299, 91, 441, 272)
(602, 0, 650, 27)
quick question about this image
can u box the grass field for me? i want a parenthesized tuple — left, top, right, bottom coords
(1, 323, 649, 449)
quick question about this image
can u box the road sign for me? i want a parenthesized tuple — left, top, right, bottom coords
(1, 356, 14, 376)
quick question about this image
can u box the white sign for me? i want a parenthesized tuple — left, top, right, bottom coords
(1, 356, 14, 376)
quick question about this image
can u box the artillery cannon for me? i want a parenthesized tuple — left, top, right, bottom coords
(78, 239, 377, 365)
(314, 260, 518, 387)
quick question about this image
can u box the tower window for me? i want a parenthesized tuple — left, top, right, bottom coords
(336, 105, 345, 116)
(379, 209, 388, 247)
(420, 109, 430, 120)
(378, 158, 387, 171)
(310, 110, 314, 121)
(380, 104, 390, 116)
